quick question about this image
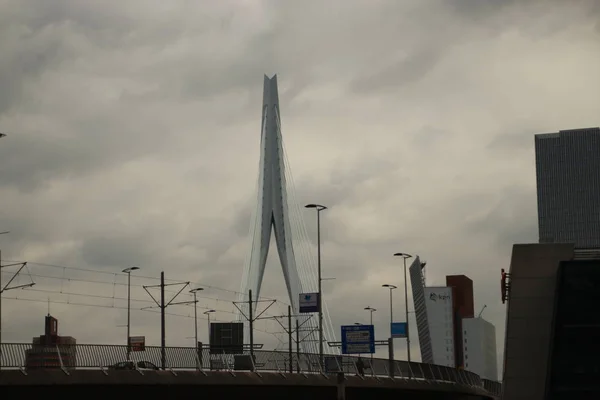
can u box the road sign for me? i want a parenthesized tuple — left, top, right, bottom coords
(128, 336, 145, 351)
(210, 322, 244, 354)
(341, 324, 375, 354)
(299, 292, 319, 313)
(391, 322, 407, 338)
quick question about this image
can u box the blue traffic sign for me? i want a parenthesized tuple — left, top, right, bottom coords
(391, 322, 407, 338)
(341, 324, 375, 354)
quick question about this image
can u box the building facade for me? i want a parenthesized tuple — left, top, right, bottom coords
(535, 127, 600, 249)
(462, 317, 497, 381)
(424, 286, 455, 367)
(409, 256, 433, 364)
(25, 315, 77, 369)
(446, 275, 474, 368)
(412, 267, 494, 371)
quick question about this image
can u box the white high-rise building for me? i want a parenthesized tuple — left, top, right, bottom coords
(423, 287, 455, 368)
(462, 317, 498, 380)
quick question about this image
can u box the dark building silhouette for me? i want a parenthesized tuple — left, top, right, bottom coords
(446, 275, 474, 368)
(535, 127, 600, 250)
(502, 243, 600, 399)
(25, 314, 77, 369)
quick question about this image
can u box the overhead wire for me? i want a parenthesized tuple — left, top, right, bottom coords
(1, 297, 278, 339)
(1, 263, 284, 340)
(1, 260, 280, 302)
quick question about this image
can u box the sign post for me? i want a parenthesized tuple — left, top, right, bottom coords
(128, 336, 146, 352)
(341, 325, 375, 355)
(299, 293, 320, 313)
(391, 322, 407, 339)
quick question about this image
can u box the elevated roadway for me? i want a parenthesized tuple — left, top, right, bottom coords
(1, 369, 498, 399)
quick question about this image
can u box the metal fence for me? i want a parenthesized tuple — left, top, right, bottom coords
(0, 343, 500, 396)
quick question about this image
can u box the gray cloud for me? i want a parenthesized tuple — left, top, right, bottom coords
(0, 0, 598, 377)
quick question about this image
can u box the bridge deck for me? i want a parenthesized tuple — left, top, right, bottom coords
(1, 369, 498, 400)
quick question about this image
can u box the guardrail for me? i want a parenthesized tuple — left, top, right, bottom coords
(0, 343, 500, 396)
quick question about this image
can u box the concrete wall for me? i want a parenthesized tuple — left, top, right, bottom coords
(501, 243, 574, 400)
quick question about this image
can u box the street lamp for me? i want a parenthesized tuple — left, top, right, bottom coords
(305, 203, 327, 367)
(189, 288, 204, 350)
(122, 266, 140, 360)
(203, 309, 216, 343)
(382, 284, 397, 340)
(364, 306, 377, 363)
(394, 252, 413, 362)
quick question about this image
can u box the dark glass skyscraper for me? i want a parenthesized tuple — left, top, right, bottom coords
(535, 127, 600, 249)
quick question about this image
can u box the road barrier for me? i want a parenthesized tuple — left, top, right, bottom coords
(0, 343, 500, 396)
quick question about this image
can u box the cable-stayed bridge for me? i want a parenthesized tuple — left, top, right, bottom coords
(237, 75, 338, 355)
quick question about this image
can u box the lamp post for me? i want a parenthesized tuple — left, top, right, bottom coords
(382, 284, 397, 339)
(393, 252, 413, 362)
(122, 266, 140, 360)
(364, 306, 377, 363)
(189, 288, 204, 350)
(203, 309, 216, 343)
(305, 203, 327, 367)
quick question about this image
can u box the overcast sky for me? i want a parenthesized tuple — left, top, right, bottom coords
(1, 0, 599, 376)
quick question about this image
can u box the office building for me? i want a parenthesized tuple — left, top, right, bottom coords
(424, 286, 455, 367)
(25, 314, 77, 369)
(535, 127, 600, 249)
(462, 317, 497, 381)
(410, 260, 495, 371)
(446, 275, 474, 368)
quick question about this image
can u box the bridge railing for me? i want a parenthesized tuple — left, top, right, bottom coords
(0, 343, 501, 396)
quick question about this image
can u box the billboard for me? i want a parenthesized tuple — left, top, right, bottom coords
(128, 336, 145, 352)
(299, 292, 320, 313)
(341, 324, 375, 354)
(391, 322, 407, 338)
(210, 322, 244, 354)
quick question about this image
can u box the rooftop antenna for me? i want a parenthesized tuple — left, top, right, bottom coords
(48, 297, 51, 316)
(477, 304, 487, 318)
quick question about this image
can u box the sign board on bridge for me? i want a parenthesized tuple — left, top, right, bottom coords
(299, 292, 320, 313)
(341, 324, 375, 354)
(128, 336, 145, 351)
(391, 322, 407, 338)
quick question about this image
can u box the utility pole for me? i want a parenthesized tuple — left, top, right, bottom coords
(122, 266, 140, 361)
(249, 290, 253, 360)
(143, 272, 194, 370)
(304, 203, 328, 366)
(232, 290, 276, 370)
(394, 252, 413, 362)
(296, 319, 300, 373)
(268, 311, 313, 373)
(1, 252, 34, 371)
(190, 288, 203, 369)
(288, 305, 293, 373)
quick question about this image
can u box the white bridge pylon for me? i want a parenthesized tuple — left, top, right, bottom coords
(237, 75, 334, 354)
